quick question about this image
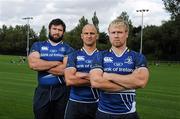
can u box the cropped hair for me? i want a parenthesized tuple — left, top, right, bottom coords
(48, 18, 66, 32)
(108, 18, 129, 32)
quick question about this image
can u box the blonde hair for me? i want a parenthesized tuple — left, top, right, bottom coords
(108, 18, 129, 32)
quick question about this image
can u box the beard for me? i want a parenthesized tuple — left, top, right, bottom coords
(49, 34, 63, 43)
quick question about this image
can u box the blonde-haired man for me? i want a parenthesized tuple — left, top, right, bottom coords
(90, 18, 149, 119)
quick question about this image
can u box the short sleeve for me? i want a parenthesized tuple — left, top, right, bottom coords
(30, 42, 40, 54)
(65, 44, 74, 56)
(91, 51, 104, 71)
(135, 53, 148, 68)
(66, 51, 77, 68)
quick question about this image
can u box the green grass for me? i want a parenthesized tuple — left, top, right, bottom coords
(0, 55, 36, 119)
(0, 55, 180, 119)
(137, 64, 180, 119)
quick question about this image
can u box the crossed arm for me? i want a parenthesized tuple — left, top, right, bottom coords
(90, 67, 149, 92)
(103, 67, 149, 89)
(28, 51, 66, 75)
(64, 68, 90, 86)
(90, 69, 125, 92)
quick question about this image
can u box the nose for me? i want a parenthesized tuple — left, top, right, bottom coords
(114, 32, 119, 37)
(55, 29, 60, 34)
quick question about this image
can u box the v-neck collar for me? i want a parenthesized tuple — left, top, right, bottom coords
(110, 47, 128, 57)
(47, 40, 63, 46)
(81, 47, 98, 56)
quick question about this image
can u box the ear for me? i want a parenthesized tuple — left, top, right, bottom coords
(126, 32, 129, 38)
(96, 34, 99, 40)
(81, 33, 83, 39)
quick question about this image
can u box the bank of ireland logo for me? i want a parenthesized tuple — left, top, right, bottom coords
(41, 46, 48, 51)
(77, 56, 85, 61)
(124, 56, 133, 64)
(104, 57, 113, 63)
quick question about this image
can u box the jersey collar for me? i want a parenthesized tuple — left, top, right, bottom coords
(81, 47, 98, 56)
(110, 47, 128, 57)
(47, 39, 63, 46)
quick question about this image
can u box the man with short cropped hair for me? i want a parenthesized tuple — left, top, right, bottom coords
(28, 18, 74, 119)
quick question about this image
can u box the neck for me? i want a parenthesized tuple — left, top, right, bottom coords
(83, 45, 96, 54)
(48, 39, 62, 46)
(111, 45, 127, 56)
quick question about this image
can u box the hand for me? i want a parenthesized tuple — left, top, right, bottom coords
(103, 72, 111, 80)
(76, 72, 90, 80)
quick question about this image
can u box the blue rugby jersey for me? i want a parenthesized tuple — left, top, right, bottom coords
(91, 47, 148, 114)
(30, 40, 74, 85)
(66, 48, 99, 103)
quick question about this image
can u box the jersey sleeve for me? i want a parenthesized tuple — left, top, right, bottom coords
(30, 42, 40, 53)
(91, 51, 104, 71)
(65, 44, 74, 56)
(135, 53, 148, 68)
(66, 51, 77, 69)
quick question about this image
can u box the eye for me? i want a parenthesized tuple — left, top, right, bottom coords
(111, 31, 116, 34)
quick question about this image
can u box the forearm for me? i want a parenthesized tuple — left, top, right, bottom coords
(76, 72, 89, 80)
(66, 75, 90, 86)
(104, 68, 149, 89)
(28, 58, 60, 71)
(91, 79, 125, 92)
(47, 62, 65, 75)
(90, 72, 125, 92)
(65, 70, 90, 86)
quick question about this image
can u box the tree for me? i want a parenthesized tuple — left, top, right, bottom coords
(0, 24, 36, 55)
(92, 11, 99, 32)
(162, 0, 180, 60)
(65, 16, 88, 49)
(162, 0, 180, 19)
(117, 11, 132, 25)
(38, 25, 47, 41)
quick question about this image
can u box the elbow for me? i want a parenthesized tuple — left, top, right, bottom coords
(90, 79, 100, 89)
(136, 80, 148, 89)
(28, 63, 37, 70)
(65, 80, 71, 86)
(140, 80, 148, 88)
(65, 78, 74, 86)
(53, 70, 64, 76)
(90, 81, 97, 88)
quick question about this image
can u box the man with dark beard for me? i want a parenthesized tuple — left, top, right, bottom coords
(28, 18, 74, 119)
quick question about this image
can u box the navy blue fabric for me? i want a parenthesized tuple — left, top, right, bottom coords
(33, 85, 70, 119)
(30, 40, 73, 119)
(91, 48, 147, 114)
(66, 48, 99, 102)
(64, 100, 97, 119)
(30, 41, 74, 85)
(96, 110, 140, 119)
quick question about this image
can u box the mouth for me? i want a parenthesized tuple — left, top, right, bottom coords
(53, 35, 60, 38)
(114, 40, 121, 42)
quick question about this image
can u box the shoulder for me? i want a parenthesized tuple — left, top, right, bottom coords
(98, 50, 109, 55)
(128, 49, 147, 67)
(62, 42, 73, 48)
(68, 49, 80, 57)
(126, 49, 145, 58)
(100, 50, 111, 58)
(32, 41, 47, 46)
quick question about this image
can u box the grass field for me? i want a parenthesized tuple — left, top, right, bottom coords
(0, 55, 180, 119)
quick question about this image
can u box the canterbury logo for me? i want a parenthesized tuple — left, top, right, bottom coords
(104, 57, 113, 63)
